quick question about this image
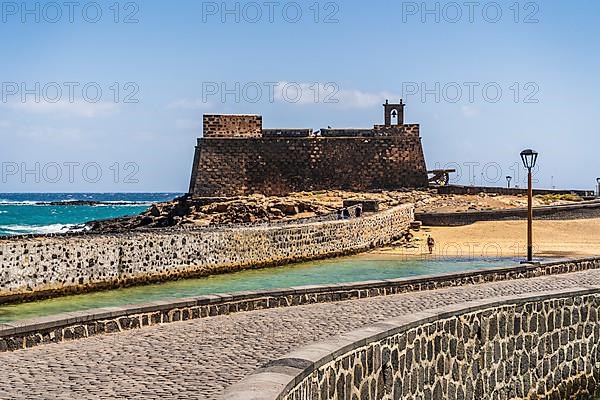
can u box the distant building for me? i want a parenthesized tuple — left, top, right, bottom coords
(189, 100, 428, 196)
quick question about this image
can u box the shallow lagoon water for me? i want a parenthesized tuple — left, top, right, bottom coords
(0, 255, 520, 323)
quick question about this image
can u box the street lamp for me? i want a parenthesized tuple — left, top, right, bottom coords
(520, 149, 538, 262)
(506, 176, 512, 188)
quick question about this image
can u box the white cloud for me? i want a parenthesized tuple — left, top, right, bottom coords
(461, 105, 480, 118)
(274, 82, 398, 109)
(168, 98, 213, 110)
(175, 118, 203, 130)
(14, 125, 84, 142)
(4, 100, 119, 118)
(0, 120, 11, 128)
(128, 131, 167, 140)
(169, 85, 400, 110)
(335, 89, 400, 109)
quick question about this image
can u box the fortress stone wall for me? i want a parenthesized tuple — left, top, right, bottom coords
(190, 135, 428, 197)
(189, 101, 429, 196)
(0, 204, 413, 303)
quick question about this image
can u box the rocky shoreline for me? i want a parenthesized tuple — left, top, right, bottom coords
(83, 190, 585, 234)
(84, 194, 337, 232)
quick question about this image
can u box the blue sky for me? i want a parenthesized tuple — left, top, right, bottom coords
(0, 0, 599, 192)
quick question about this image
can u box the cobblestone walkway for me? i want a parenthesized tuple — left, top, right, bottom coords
(1, 270, 600, 400)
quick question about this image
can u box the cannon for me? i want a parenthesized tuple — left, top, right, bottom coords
(428, 169, 456, 186)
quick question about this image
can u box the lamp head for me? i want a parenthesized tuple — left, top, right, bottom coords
(520, 149, 538, 170)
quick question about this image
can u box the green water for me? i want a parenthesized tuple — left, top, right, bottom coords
(0, 256, 519, 323)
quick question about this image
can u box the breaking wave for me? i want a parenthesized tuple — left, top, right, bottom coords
(0, 224, 87, 235)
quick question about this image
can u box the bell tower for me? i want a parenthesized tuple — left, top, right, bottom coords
(383, 99, 405, 126)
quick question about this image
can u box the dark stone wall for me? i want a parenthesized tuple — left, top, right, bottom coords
(189, 135, 428, 196)
(262, 129, 312, 138)
(416, 201, 600, 226)
(319, 129, 376, 137)
(319, 124, 420, 138)
(280, 291, 600, 400)
(438, 185, 594, 197)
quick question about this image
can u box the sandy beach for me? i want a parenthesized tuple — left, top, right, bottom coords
(369, 218, 600, 260)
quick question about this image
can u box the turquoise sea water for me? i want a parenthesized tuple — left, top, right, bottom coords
(0, 256, 518, 323)
(0, 193, 182, 236)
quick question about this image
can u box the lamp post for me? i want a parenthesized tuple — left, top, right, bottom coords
(506, 176, 512, 188)
(520, 149, 538, 262)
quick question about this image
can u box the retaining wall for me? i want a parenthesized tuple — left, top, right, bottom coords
(416, 201, 600, 226)
(226, 286, 600, 400)
(2, 257, 600, 353)
(0, 204, 413, 304)
(437, 185, 594, 197)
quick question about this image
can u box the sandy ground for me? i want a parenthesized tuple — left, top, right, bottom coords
(369, 218, 600, 260)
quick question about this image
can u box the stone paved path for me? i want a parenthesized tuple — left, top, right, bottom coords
(1, 270, 600, 400)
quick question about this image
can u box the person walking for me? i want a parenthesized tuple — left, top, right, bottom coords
(427, 235, 435, 255)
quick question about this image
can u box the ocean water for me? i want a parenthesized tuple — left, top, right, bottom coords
(0, 193, 183, 236)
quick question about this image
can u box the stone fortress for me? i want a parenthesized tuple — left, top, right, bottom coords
(188, 100, 429, 197)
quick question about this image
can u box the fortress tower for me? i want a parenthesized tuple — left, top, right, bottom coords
(188, 101, 428, 196)
(383, 99, 405, 126)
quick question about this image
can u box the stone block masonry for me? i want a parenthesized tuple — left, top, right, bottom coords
(416, 200, 600, 226)
(190, 135, 428, 197)
(0, 204, 414, 304)
(262, 129, 312, 138)
(227, 285, 600, 400)
(189, 101, 429, 196)
(437, 185, 594, 197)
(203, 114, 262, 138)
